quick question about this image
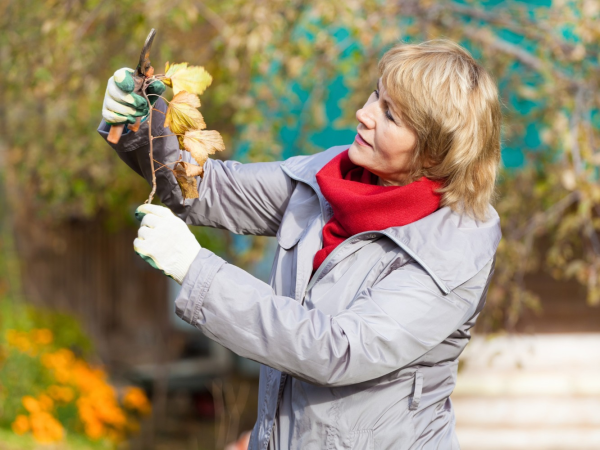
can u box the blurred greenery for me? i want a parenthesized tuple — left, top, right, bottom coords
(0, 427, 112, 450)
(1, 0, 599, 327)
(0, 302, 94, 359)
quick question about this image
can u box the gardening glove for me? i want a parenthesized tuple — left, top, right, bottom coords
(102, 67, 166, 125)
(133, 204, 200, 284)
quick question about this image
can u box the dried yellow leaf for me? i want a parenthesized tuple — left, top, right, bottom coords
(182, 129, 225, 166)
(177, 135, 185, 151)
(164, 62, 213, 96)
(174, 162, 200, 200)
(164, 91, 206, 136)
(180, 161, 204, 177)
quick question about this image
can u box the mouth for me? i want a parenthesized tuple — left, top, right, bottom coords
(355, 133, 372, 148)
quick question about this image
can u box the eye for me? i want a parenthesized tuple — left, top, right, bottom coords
(373, 89, 396, 123)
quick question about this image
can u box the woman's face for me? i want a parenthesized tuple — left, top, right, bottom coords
(348, 78, 418, 186)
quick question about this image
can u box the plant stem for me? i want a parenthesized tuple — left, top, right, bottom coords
(152, 158, 179, 174)
(151, 133, 181, 140)
(143, 81, 157, 204)
(154, 158, 180, 168)
(147, 94, 171, 104)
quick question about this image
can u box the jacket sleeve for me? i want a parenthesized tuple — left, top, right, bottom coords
(175, 247, 495, 387)
(97, 98, 295, 236)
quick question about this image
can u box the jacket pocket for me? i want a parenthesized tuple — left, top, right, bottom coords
(348, 429, 374, 450)
(409, 370, 423, 411)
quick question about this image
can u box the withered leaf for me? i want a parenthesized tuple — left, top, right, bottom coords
(164, 91, 206, 136)
(179, 161, 204, 177)
(164, 62, 213, 96)
(173, 161, 199, 200)
(182, 129, 225, 167)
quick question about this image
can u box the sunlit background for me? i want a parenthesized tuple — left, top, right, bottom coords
(1, 0, 600, 449)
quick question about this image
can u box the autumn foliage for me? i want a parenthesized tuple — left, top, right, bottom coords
(144, 61, 225, 203)
(3, 0, 600, 331)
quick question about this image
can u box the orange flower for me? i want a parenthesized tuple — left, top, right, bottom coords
(30, 411, 64, 443)
(96, 402, 127, 427)
(123, 387, 152, 416)
(16, 338, 32, 353)
(77, 398, 96, 422)
(6, 328, 150, 444)
(5, 329, 19, 345)
(47, 385, 74, 403)
(84, 418, 104, 440)
(38, 394, 54, 411)
(13, 340, 147, 443)
(33, 328, 53, 345)
(42, 349, 75, 384)
(22, 396, 41, 413)
(11, 415, 30, 435)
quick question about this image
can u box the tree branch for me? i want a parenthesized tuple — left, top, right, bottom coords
(196, 2, 229, 34)
(513, 191, 580, 240)
(570, 86, 585, 174)
(420, 4, 586, 88)
(444, 2, 577, 57)
(460, 26, 577, 86)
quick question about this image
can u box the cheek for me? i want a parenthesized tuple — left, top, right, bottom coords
(374, 128, 417, 166)
(373, 127, 400, 156)
(403, 129, 418, 152)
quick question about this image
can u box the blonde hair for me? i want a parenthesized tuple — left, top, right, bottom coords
(378, 40, 501, 220)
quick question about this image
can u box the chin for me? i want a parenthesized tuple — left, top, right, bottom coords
(348, 142, 367, 168)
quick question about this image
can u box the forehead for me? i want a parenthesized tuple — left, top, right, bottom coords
(377, 77, 402, 112)
(377, 77, 392, 97)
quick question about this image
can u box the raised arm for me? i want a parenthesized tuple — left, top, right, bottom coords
(175, 247, 495, 387)
(98, 98, 295, 236)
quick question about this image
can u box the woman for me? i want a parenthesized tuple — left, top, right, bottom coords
(99, 40, 502, 449)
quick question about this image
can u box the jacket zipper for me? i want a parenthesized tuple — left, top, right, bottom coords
(305, 230, 450, 296)
(305, 231, 378, 294)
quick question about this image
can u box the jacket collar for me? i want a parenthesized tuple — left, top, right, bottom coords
(280, 145, 348, 201)
(280, 145, 502, 294)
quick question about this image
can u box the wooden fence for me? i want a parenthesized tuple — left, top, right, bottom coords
(13, 213, 180, 370)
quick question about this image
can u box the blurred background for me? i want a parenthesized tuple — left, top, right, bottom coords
(1, 0, 600, 448)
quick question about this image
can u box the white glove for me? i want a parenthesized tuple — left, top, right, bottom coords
(133, 204, 201, 284)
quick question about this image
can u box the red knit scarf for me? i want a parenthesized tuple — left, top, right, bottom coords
(313, 150, 443, 271)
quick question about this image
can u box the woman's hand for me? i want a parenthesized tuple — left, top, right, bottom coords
(133, 204, 200, 284)
(102, 67, 166, 125)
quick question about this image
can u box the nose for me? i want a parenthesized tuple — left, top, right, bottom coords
(356, 104, 375, 129)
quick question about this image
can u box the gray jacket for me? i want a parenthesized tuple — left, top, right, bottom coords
(99, 99, 501, 450)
